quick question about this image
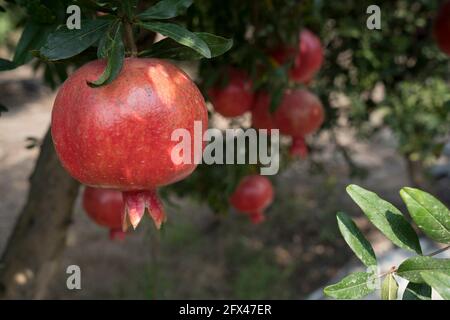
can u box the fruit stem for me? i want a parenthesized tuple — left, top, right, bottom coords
(124, 21, 138, 57)
(249, 211, 265, 224)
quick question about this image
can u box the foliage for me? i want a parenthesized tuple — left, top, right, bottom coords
(324, 185, 450, 300)
(0, 0, 449, 214)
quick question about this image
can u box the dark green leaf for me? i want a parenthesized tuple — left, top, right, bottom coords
(0, 104, 8, 116)
(323, 272, 375, 299)
(397, 256, 450, 283)
(421, 271, 450, 300)
(138, 0, 193, 20)
(40, 19, 111, 61)
(121, 0, 138, 18)
(400, 187, 450, 244)
(88, 24, 124, 87)
(0, 58, 16, 71)
(346, 184, 422, 254)
(0, 6, 6, 12)
(381, 273, 398, 300)
(139, 22, 211, 58)
(140, 32, 232, 60)
(13, 21, 53, 65)
(336, 212, 377, 267)
(402, 282, 431, 300)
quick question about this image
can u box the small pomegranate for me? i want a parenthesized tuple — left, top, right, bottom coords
(230, 175, 274, 224)
(272, 29, 324, 84)
(251, 89, 324, 157)
(52, 58, 208, 230)
(82, 187, 126, 240)
(433, 0, 450, 56)
(208, 69, 254, 117)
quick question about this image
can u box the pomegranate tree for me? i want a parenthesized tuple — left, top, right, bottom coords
(229, 175, 274, 224)
(272, 29, 324, 84)
(208, 69, 254, 117)
(52, 58, 208, 230)
(251, 89, 324, 157)
(433, 0, 450, 56)
(82, 187, 125, 240)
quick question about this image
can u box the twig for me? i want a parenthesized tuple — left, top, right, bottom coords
(427, 245, 450, 257)
(124, 21, 138, 57)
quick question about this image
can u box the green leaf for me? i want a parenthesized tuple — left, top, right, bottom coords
(88, 24, 124, 87)
(421, 271, 450, 300)
(141, 32, 232, 60)
(13, 21, 53, 65)
(346, 185, 422, 254)
(138, 0, 193, 20)
(336, 212, 377, 267)
(0, 58, 16, 71)
(139, 21, 211, 58)
(323, 272, 375, 299)
(397, 256, 450, 283)
(400, 187, 450, 244)
(402, 282, 432, 300)
(381, 273, 398, 300)
(40, 19, 111, 61)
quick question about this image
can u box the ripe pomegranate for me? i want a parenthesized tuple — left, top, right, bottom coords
(433, 0, 450, 56)
(251, 89, 324, 157)
(52, 58, 208, 230)
(208, 69, 254, 117)
(229, 175, 274, 224)
(272, 29, 323, 84)
(82, 187, 126, 240)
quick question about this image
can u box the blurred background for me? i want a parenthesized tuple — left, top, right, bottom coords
(0, 0, 449, 299)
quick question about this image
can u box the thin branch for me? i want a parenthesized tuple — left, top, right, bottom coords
(427, 245, 450, 257)
(124, 21, 138, 57)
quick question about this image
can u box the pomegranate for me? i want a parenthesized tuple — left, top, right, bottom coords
(52, 58, 208, 230)
(229, 175, 274, 224)
(433, 0, 450, 56)
(251, 89, 324, 157)
(82, 187, 126, 240)
(272, 29, 323, 84)
(208, 69, 254, 117)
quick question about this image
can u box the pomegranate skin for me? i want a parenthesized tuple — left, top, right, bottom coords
(433, 1, 450, 56)
(52, 58, 207, 190)
(272, 29, 323, 84)
(229, 175, 274, 224)
(82, 187, 125, 240)
(274, 89, 324, 138)
(52, 58, 208, 229)
(251, 89, 324, 157)
(208, 69, 254, 117)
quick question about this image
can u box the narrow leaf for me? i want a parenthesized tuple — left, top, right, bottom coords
(323, 272, 375, 299)
(40, 19, 110, 61)
(88, 24, 124, 87)
(346, 184, 421, 254)
(400, 187, 450, 244)
(138, 0, 193, 20)
(0, 104, 8, 116)
(421, 271, 450, 300)
(402, 282, 432, 300)
(381, 273, 398, 300)
(336, 212, 377, 267)
(0, 58, 16, 71)
(139, 21, 211, 58)
(396, 256, 450, 283)
(140, 32, 232, 60)
(13, 21, 53, 65)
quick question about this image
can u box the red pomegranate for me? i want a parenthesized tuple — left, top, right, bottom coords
(229, 175, 274, 224)
(272, 29, 323, 84)
(52, 58, 208, 230)
(82, 187, 126, 240)
(208, 69, 254, 117)
(433, 0, 450, 56)
(251, 89, 324, 157)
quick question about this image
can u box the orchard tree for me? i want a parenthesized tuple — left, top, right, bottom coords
(0, 0, 448, 299)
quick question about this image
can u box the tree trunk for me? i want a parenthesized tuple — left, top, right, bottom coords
(0, 128, 79, 299)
